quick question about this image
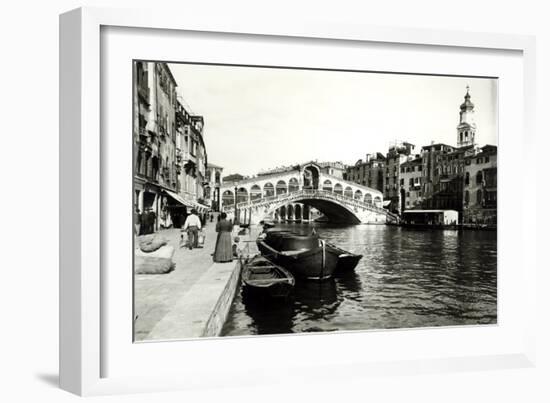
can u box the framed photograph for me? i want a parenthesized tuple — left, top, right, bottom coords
(60, 7, 537, 396)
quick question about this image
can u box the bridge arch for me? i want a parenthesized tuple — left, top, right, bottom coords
(276, 180, 287, 196)
(250, 184, 262, 201)
(354, 189, 363, 200)
(269, 196, 361, 224)
(322, 179, 332, 192)
(289, 177, 299, 193)
(344, 186, 353, 199)
(294, 204, 302, 221)
(221, 190, 234, 207)
(374, 195, 382, 207)
(303, 164, 320, 189)
(364, 193, 372, 205)
(287, 204, 294, 220)
(334, 183, 343, 195)
(236, 187, 248, 204)
(282, 206, 289, 221)
(263, 182, 274, 197)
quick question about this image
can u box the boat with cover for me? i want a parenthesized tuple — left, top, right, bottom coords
(257, 229, 362, 279)
(241, 255, 295, 298)
(255, 230, 334, 280)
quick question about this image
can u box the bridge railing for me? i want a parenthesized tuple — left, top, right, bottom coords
(221, 188, 389, 216)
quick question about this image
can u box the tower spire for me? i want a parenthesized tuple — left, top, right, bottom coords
(457, 86, 476, 147)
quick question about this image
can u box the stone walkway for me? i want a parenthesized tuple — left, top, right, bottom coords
(134, 219, 230, 341)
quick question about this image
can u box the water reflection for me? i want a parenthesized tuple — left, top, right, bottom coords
(222, 223, 497, 336)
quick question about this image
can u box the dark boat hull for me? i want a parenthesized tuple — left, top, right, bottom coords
(242, 256, 295, 298)
(326, 243, 363, 272)
(257, 240, 339, 280)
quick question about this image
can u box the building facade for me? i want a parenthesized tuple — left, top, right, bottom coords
(345, 87, 497, 225)
(133, 61, 209, 231)
(345, 152, 386, 192)
(399, 157, 423, 210)
(463, 145, 497, 224)
(384, 142, 415, 214)
(175, 100, 208, 207)
(133, 61, 179, 231)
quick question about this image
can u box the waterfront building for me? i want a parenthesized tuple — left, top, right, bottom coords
(345, 152, 386, 192)
(419, 87, 483, 221)
(205, 162, 224, 211)
(463, 145, 497, 224)
(399, 156, 423, 210)
(133, 61, 179, 231)
(384, 142, 415, 214)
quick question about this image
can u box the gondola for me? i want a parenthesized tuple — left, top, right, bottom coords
(256, 230, 337, 280)
(257, 229, 362, 279)
(241, 255, 295, 298)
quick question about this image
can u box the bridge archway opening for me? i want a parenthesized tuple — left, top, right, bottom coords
(263, 182, 274, 198)
(354, 190, 363, 200)
(334, 183, 343, 195)
(322, 180, 332, 192)
(221, 190, 234, 207)
(237, 187, 248, 204)
(302, 204, 310, 220)
(289, 178, 299, 193)
(344, 186, 353, 199)
(276, 180, 287, 196)
(364, 193, 372, 205)
(250, 185, 262, 201)
(296, 198, 361, 224)
(287, 204, 294, 221)
(303, 165, 320, 190)
(294, 204, 302, 221)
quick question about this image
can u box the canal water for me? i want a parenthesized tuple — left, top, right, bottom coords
(221, 223, 497, 336)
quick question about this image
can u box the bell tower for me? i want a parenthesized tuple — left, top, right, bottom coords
(456, 86, 476, 148)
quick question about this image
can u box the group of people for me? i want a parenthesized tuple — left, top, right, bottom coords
(134, 208, 157, 236)
(134, 206, 236, 264)
(181, 210, 235, 263)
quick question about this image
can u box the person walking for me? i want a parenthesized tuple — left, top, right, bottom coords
(183, 209, 202, 250)
(213, 212, 233, 262)
(134, 208, 142, 236)
(144, 207, 156, 234)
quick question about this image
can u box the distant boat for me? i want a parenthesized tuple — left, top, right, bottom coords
(242, 255, 295, 298)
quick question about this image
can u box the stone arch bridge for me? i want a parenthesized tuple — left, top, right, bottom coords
(220, 162, 395, 224)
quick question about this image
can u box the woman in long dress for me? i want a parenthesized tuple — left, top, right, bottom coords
(213, 212, 233, 262)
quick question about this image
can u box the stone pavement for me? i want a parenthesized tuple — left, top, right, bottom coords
(134, 218, 231, 341)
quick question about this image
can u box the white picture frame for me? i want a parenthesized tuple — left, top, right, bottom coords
(60, 7, 537, 396)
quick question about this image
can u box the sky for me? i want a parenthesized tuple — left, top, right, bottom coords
(169, 63, 498, 177)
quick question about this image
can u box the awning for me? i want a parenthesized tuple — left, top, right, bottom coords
(190, 201, 210, 213)
(383, 200, 392, 207)
(163, 190, 193, 208)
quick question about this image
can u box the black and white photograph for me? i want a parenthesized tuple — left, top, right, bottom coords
(133, 61, 498, 342)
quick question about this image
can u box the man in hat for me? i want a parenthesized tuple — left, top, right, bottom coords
(183, 208, 202, 250)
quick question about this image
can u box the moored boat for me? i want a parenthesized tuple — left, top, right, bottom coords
(242, 255, 295, 298)
(257, 238, 338, 281)
(325, 243, 363, 273)
(257, 229, 363, 279)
